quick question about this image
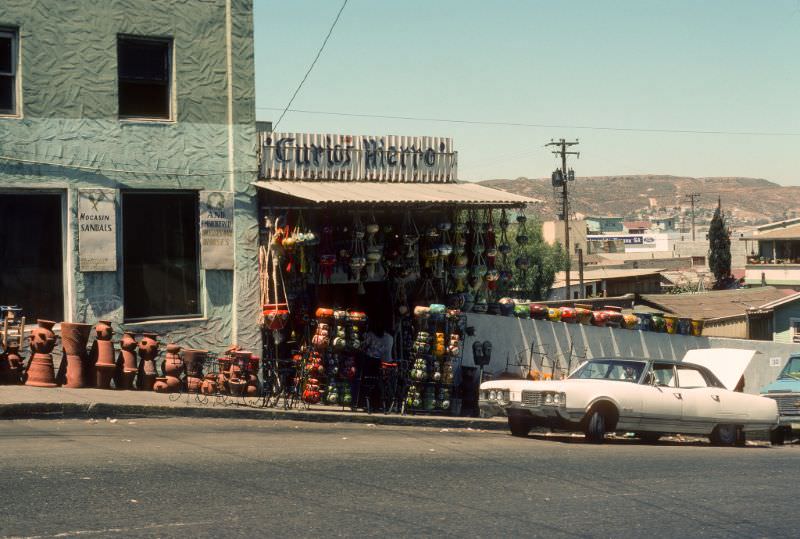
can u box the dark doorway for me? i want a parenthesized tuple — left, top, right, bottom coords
(0, 193, 64, 321)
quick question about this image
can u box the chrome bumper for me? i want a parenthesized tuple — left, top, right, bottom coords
(479, 400, 583, 424)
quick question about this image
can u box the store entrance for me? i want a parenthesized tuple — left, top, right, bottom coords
(0, 193, 64, 321)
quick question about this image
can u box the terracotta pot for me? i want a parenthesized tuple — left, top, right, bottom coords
(95, 363, 116, 390)
(602, 306, 624, 328)
(187, 376, 203, 394)
(25, 353, 58, 387)
(182, 349, 207, 379)
(163, 343, 183, 377)
(137, 333, 159, 390)
(690, 319, 704, 337)
(634, 312, 652, 331)
(529, 304, 548, 320)
(117, 331, 138, 390)
(622, 314, 639, 330)
(574, 305, 593, 325)
(30, 320, 57, 355)
(228, 377, 247, 396)
(1, 347, 23, 385)
(153, 376, 181, 393)
(60, 322, 92, 356)
(200, 378, 218, 395)
(591, 310, 609, 327)
(153, 377, 169, 393)
(664, 315, 678, 334)
(559, 306, 577, 323)
(64, 354, 86, 388)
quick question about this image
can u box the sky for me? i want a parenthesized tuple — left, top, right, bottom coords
(253, 0, 800, 185)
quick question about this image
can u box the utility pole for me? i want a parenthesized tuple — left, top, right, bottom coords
(685, 193, 700, 241)
(546, 138, 580, 300)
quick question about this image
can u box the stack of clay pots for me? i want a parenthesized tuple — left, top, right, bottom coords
(182, 348, 208, 393)
(59, 322, 92, 388)
(117, 331, 139, 389)
(92, 320, 117, 389)
(154, 343, 183, 393)
(25, 320, 58, 388)
(137, 333, 159, 391)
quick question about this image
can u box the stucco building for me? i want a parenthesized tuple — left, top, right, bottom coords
(0, 0, 260, 353)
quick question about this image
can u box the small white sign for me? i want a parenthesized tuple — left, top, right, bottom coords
(769, 357, 782, 368)
(199, 190, 234, 270)
(78, 188, 117, 272)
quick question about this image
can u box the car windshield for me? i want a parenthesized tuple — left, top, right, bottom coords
(569, 359, 646, 383)
(779, 356, 800, 380)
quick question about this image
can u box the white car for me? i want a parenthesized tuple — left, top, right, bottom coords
(480, 349, 779, 445)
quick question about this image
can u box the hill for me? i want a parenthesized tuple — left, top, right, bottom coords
(480, 175, 800, 226)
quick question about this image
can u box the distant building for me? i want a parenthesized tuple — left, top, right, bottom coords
(637, 287, 800, 341)
(652, 216, 678, 231)
(623, 221, 652, 234)
(542, 219, 587, 257)
(740, 218, 800, 291)
(549, 268, 664, 300)
(584, 216, 624, 233)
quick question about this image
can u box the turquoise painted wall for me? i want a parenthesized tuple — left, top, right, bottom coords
(0, 0, 260, 354)
(774, 302, 800, 344)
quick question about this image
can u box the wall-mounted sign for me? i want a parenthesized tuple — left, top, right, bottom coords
(260, 132, 457, 183)
(199, 190, 234, 270)
(78, 188, 117, 272)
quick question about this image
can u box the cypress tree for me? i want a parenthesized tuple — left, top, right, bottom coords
(708, 197, 731, 288)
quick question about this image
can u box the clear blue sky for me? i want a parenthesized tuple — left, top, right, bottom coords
(253, 0, 800, 185)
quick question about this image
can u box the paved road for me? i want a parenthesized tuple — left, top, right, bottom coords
(1, 418, 798, 538)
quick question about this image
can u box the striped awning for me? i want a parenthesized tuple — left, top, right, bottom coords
(253, 181, 538, 207)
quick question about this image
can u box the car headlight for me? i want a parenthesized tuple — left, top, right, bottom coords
(552, 393, 560, 405)
(489, 390, 497, 400)
(544, 393, 553, 405)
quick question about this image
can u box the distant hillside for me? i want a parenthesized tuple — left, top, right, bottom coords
(480, 175, 800, 225)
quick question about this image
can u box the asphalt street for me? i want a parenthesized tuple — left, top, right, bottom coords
(1, 418, 798, 538)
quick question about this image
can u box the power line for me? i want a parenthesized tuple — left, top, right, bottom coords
(256, 106, 800, 137)
(272, 0, 348, 131)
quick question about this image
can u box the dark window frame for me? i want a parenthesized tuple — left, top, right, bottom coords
(0, 27, 19, 116)
(121, 190, 202, 322)
(117, 34, 173, 121)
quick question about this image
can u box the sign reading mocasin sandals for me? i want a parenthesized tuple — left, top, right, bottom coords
(260, 132, 457, 182)
(199, 191, 234, 270)
(78, 188, 117, 272)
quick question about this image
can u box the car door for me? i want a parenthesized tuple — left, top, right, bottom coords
(676, 365, 721, 434)
(640, 363, 683, 431)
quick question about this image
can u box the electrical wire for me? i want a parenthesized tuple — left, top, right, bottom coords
(272, 0, 348, 131)
(257, 106, 800, 137)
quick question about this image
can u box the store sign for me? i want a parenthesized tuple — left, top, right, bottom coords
(199, 191, 234, 270)
(78, 188, 117, 272)
(260, 132, 457, 182)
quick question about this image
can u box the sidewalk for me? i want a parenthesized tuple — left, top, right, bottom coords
(0, 385, 507, 431)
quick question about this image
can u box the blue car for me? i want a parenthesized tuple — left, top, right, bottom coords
(760, 354, 800, 444)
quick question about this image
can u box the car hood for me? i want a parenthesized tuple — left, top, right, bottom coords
(480, 378, 632, 392)
(761, 378, 800, 394)
(681, 348, 756, 391)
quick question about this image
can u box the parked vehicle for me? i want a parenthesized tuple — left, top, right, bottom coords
(760, 353, 800, 445)
(480, 349, 778, 445)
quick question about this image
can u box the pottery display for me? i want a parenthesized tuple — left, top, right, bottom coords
(591, 309, 610, 327)
(117, 331, 138, 390)
(60, 322, 92, 388)
(529, 304, 548, 320)
(677, 317, 692, 335)
(137, 333, 159, 391)
(25, 320, 58, 388)
(690, 319, 704, 337)
(574, 304, 593, 325)
(559, 306, 577, 324)
(650, 312, 665, 333)
(602, 306, 624, 328)
(634, 312, 652, 331)
(513, 304, 530, 319)
(547, 307, 561, 323)
(183, 348, 208, 394)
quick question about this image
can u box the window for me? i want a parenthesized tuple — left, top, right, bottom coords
(122, 192, 199, 320)
(117, 36, 172, 119)
(0, 28, 18, 115)
(0, 194, 64, 321)
(676, 366, 709, 389)
(652, 363, 676, 387)
(791, 319, 800, 344)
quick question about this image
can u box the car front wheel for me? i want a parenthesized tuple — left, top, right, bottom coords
(585, 411, 606, 443)
(508, 416, 532, 437)
(769, 427, 787, 446)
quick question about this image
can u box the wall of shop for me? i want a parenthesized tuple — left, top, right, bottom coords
(462, 314, 800, 395)
(0, 0, 260, 354)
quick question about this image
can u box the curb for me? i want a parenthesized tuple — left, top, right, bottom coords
(0, 402, 508, 431)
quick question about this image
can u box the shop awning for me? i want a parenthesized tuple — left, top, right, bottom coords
(252, 181, 539, 207)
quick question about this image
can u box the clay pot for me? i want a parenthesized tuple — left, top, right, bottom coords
(690, 319, 704, 337)
(200, 378, 218, 395)
(95, 363, 116, 390)
(153, 376, 181, 393)
(60, 322, 92, 388)
(634, 312, 652, 331)
(187, 376, 204, 394)
(117, 331, 138, 390)
(677, 317, 692, 335)
(137, 333, 160, 391)
(182, 349, 207, 378)
(228, 377, 247, 396)
(26, 320, 58, 388)
(93, 320, 116, 389)
(623, 314, 639, 330)
(529, 304, 548, 320)
(664, 315, 678, 334)
(602, 306, 624, 328)
(650, 312, 665, 333)
(560, 306, 577, 324)
(574, 305, 593, 325)
(591, 310, 609, 327)
(25, 353, 58, 388)
(547, 307, 561, 323)
(1, 346, 23, 385)
(162, 343, 184, 377)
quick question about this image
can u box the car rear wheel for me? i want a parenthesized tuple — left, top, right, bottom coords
(769, 427, 786, 446)
(508, 416, 532, 437)
(585, 411, 606, 443)
(710, 424, 738, 446)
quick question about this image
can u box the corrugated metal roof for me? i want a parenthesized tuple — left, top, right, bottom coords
(253, 180, 539, 206)
(638, 286, 794, 319)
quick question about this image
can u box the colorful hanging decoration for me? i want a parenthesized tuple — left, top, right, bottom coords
(318, 219, 336, 283)
(365, 212, 383, 279)
(350, 214, 367, 293)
